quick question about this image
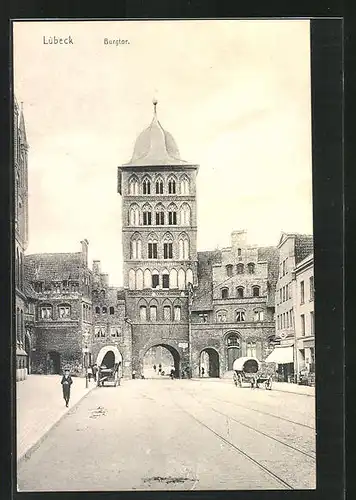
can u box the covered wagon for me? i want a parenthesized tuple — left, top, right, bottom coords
(232, 356, 272, 390)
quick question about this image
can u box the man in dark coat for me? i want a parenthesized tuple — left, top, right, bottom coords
(61, 369, 73, 407)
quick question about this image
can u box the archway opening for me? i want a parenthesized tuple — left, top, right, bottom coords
(47, 351, 61, 374)
(143, 344, 180, 378)
(200, 348, 220, 378)
(101, 350, 115, 369)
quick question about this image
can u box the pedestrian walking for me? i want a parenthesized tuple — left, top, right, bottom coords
(61, 369, 73, 407)
(153, 364, 156, 372)
(158, 363, 162, 375)
(170, 368, 175, 380)
(132, 370, 136, 379)
(92, 364, 98, 382)
(201, 367, 205, 377)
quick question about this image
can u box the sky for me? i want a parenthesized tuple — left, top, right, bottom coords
(13, 20, 313, 286)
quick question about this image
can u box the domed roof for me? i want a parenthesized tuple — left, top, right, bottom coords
(124, 100, 188, 166)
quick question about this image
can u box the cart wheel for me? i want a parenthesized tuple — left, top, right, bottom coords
(233, 373, 238, 386)
(237, 374, 243, 388)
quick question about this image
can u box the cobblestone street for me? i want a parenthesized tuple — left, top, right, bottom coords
(17, 378, 316, 491)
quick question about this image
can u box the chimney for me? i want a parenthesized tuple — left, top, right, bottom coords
(80, 239, 89, 266)
(92, 260, 101, 274)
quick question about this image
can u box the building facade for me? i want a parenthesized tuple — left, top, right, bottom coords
(14, 98, 31, 381)
(25, 240, 93, 375)
(91, 260, 132, 378)
(267, 233, 314, 382)
(293, 252, 315, 384)
(117, 101, 198, 377)
(190, 231, 279, 377)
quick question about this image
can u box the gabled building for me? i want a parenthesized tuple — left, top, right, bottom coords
(266, 233, 314, 382)
(191, 230, 279, 377)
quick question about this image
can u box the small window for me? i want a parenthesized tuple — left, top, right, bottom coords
(155, 179, 163, 194)
(217, 310, 227, 322)
(102, 307, 107, 314)
(168, 211, 177, 225)
(140, 305, 147, 321)
(109, 306, 115, 315)
(143, 211, 152, 226)
(236, 263, 244, 274)
(174, 306, 181, 321)
(236, 287, 244, 298)
(226, 334, 239, 347)
(40, 306, 52, 319)
(148, 243, 158, 259)
(95, 306, 100, 314)
(309, 276, 314, 301)
(254, 310, 264, 322)
(150, 306, 157, 322)
(248, 262, 255, 274)
(156, 211, 165, 225)
(301, 314, 305, 335)
(58, 305, 70, 318)
(300, 281, 305, 304)
(236, 311, 245, 322)
(226, 265, 233, 277)
(162, 274, 170, 289)
(110, 327, 121, 337)
(152, 274, 159, 289)
(252, 286, 260, 297)
(199, 313, 208, 323)
(143, 178, 151, 194)
(237, 248, 242, 256)
(163, 243, 173, 259)
(221, 288, 229, 299)
(168, 179, 176, 194)
(246, 342, 257, 358)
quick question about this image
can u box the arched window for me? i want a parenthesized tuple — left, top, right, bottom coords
(226, 265, 233, 277)
(221, 287, 229, 299)
(252, 286, 260, 297)
(40, 304, 52, 319)
(128, 176, 139, 195)
(150, 305, 157, 322)
(139, 305, 147, 321)
(142, 203, 152, 226)
(148, 234, 158, 259)
(136, 269, 144, 290)
(163, 305, 171, 321)
(152, 269, 159, 289)
(178, 234, 189, 260)
(168, 176, 176, 194)
(163, 232, 173, 259)
(186, 268, 193, 286)
(102, 307, 107, 314)
(155, 176, 164, 194)
(59, 304, 71, 319)
(236, 286, 244, 298)
(217, 310, 227, 322)
(144, 269, 152, 288)
(235, 310, 246, 322)
(129, 204, 140, 226)
(130, 233, 142, 259)
(254, 309, 264, 321)
(180, 175, 190, 195)
(246, 341, 257, 357)
(168, 203, 177, 225)
(155, 203, 165, 225)
(129, 269, 136, 290)
(162, 269, 170, 289)
(236, 263, 244, 274)
(248, 262, 255, 274)
(180, 203, 191, 226)
(174, 305, 181, 321)
(178, 269, 185, 290)
(226, 333, 240, 347)
(143, 177, 151, 195)
(95, 306, 100, 314)
(170, 268, 178, 289)
(109, 306, 115, 315)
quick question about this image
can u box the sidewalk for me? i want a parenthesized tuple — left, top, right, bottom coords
(191, 376, 315, 397)
(16, 375, 95, 461)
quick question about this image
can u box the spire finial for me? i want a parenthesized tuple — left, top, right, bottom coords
(152, 98, 158, 115)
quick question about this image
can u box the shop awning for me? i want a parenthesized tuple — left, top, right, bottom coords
(265, 346, 294, 364)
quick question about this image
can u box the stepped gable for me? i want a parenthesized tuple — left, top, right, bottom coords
(192, 250, 222, 311)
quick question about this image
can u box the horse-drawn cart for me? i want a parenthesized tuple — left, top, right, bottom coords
(97, 363, 121, 387)
(233, 357, 272, 390)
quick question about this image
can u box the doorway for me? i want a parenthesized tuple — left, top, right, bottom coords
(200, 348, 220, 377)
(47, 351, 61, 374)
(143, 344, 180, 378)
